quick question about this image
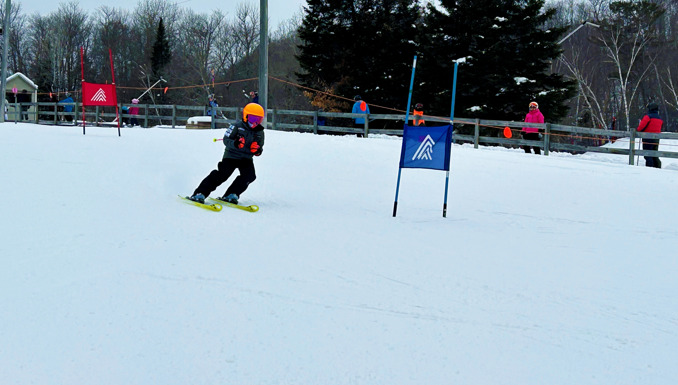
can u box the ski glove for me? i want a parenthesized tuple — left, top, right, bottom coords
(234, 135, 245, 149)
(250, 141, 262, 156)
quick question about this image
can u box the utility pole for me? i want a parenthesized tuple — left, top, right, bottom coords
(259, 0, 268, 125)
(0, 0, 11, 123)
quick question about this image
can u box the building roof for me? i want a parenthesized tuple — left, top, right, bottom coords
(6, 72, 38, 90)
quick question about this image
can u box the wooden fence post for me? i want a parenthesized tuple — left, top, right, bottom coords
(313, 110, 318, 135)
(144, 104, 149, 128)
(272, 109, 277, 130)
(172, 105, 177, 128)
(474, 118, 480, 148)
(544, 123, 551, 156)
(364, 115, 369, 138)
(629, 129, 636, 165)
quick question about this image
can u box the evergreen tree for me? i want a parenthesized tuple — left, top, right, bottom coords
(297, 0, 356, 103)
(420, 0, 575, 123)
(297, 0, 421, 114)
(151, 17, 171, 80)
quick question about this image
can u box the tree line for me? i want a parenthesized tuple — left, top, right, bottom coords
(297, 0, 678, 133)
(1, 0, 677, 133)
(0, 0, 307, 110)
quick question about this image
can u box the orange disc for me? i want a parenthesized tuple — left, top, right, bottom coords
(503, 126, 512, 138)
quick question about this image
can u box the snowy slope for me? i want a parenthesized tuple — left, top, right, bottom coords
(1, 123, 677, 385)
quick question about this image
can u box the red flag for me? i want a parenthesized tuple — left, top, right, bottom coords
(82, 82, 118, 106)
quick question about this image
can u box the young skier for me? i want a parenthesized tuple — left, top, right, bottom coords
(129, 99, 140, 126)
(188, 103, 265, 204)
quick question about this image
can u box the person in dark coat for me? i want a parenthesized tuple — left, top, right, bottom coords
(636, 102, 663, 168)
(188, 103, 265, 204)
(242, 90, 259, 104)
(18, 90, 31, 120)
(317, 108, 326, 126)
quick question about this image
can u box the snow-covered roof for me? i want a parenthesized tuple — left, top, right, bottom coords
(187, 116, 213, 124)
(6, 72, 38, 90)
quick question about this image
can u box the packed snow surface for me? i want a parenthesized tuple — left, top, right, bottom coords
(2, 123, 677, 385)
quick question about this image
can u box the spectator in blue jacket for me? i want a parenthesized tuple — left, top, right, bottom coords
(206, 94, 218, 117)
(352, 95, 370, 137)
(58, 93, 75, 122)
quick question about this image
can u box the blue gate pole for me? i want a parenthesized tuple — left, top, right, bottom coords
(393, 55, 418, 217)
(443, 62, 459, 218)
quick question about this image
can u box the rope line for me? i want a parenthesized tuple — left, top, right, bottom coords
(18, 74, 677, 147)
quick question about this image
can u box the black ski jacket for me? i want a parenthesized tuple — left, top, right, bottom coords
(222, 120, 265, 160)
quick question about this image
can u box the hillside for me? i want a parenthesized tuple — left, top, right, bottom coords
(1, 123, 677, 385)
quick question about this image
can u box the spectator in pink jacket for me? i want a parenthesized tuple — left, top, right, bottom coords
(523, 101, 544, 154)
(129, 99, 140, 127)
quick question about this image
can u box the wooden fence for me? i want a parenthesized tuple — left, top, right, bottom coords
(7, 101, 678, 166)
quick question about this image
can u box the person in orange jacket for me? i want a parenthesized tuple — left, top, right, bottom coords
(636, 102, 663, 168)
(412, 103, 426, 126)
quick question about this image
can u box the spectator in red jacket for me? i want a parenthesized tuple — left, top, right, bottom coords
(523, 101, 544, 154)
(636, 102, 663, 168)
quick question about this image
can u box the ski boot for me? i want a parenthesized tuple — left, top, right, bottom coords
(220, 193, 239, 204)
(188, 193, 205, 204)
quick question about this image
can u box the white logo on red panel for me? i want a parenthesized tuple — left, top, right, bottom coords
(91, 88, 107, 102)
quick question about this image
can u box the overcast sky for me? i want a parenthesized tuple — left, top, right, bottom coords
(15, 0, 306, 29)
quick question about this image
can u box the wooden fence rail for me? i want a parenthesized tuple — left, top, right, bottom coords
(8, 101, 678, 166)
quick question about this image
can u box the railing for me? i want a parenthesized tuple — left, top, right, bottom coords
(264, 109, 678, 166)
(7, 101, 678, 166)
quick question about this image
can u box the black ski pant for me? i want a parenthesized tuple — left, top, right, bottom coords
(522, 132, 541, 155)
(194, 158, 256, 198)
(642, 138, 661, 168)
(355, 122, 365, 138)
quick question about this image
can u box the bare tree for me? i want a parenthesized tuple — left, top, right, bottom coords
(226, 2, 260, 77)
(26, 15, 53, 94)
(0, 1, 30, 74)
(558, 38, 610, 129)
(91, 7, 135, 83)
(175, 10, 226, 98)
(46, 1, 92, 93)
(593, 1, 664, 131)
(662, 67, 678, 113)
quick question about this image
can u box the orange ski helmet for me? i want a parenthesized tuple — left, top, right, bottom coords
(243, 103, 265, 126)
